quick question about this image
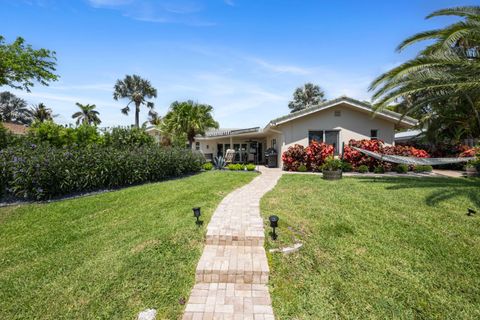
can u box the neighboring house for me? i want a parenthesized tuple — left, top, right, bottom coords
(145, 126, 162, 144)
(193, 96, 418, 167)
(2, 122, 29, 135)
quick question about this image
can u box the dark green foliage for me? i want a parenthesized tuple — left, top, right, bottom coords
(203, 162, 213, 170)
(341, 162, 354, 172)
(0, 36, 58, 91)
(102, 127, 154, 148)
(0, 145, 204, 200)
(374, 166, 385, 174)
(357, 165, 369, 173)
(297, 164, 307, 172)
(27, 121, 102, 148)
(414, 165, 433, 173)
(395, 164, 409, 173)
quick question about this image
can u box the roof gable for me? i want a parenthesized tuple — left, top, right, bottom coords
(268, 96, 417, 127)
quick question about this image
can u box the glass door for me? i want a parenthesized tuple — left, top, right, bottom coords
(325, 131, 339, 154)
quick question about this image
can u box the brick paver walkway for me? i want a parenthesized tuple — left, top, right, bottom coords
(183, 167, 283, 320)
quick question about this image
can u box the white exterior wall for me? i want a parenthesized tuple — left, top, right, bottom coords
(275, 103, 395, 166)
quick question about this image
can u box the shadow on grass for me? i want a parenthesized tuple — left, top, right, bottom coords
(354, 176, 480, 208)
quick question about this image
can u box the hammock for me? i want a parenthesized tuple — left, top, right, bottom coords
(352, 147, 475, 166)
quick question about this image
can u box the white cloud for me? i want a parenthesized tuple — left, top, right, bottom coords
(249, 58, 311, 75)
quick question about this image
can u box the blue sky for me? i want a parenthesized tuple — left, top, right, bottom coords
(1, 0, 477, 128)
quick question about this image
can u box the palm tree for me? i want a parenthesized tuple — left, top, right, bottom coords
(113, 74, 157, 128)
(30, 103, 55, 122)
(162, 100, 219, 148)
(288, 83, 326, 113)
(370, 6, 480, 137)
(72, 103, 101, 126)
(0, 91, 32, 124)
(147, 110, 162, 126)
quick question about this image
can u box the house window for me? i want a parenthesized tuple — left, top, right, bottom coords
(195, 142, 200, 150)
(370, 129, 378, 140)
(308, 131, 324, 144)
(334, 110, 341, 117)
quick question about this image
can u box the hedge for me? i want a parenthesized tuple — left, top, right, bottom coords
(0, 144, 204, 200)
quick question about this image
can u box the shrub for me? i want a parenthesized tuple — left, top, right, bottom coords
(213, 156, 226, 170)
(227, 164, 243, 171)
(27, 122, 103, 148)
(357, 165, 369, 173)
(203, 162, 213, 171)
(373, 166, 385, 174)
(322, 156, 342, 171)
(245, 164, 256, 171)
(102, 127, 154, 148)
(395, 164, 409, 174)
(414, 165, 433, 173)
(341, 162, 354, 172)
(0, 145, 204, 201)
(282, 144, 307, 171)
(305, 142, 334, 171)
(297, 164, 307, 172)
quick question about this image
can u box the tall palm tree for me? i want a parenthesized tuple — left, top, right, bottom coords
(0, 91, 31, 124)
(113, 74, 157, 128)
(72, 103, 101, 126)
(288, 83, 326, 113)
(370, 6, 480, 137)
(30, 103, 55, 123)
(162, 100, 219, 148)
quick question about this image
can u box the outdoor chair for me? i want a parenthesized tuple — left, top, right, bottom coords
(224, 149, 236, 164)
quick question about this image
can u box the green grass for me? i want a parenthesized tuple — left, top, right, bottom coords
(0, 171, 256, 320)
(261, 175, 480, 319)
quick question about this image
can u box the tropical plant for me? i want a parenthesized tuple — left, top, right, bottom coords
(72, 103, 101, 126)
(146, 109, 162, 126)
(305, 141, 335, 171)
(29, 103, 55, 123)
(102, 127, 154, 148)
(322, 156, 343, 171)
(0, 35, 58, 91)
(370, 6, 480, 141)
(213, 156, 227, 170)
(282, 144, 307, 171)
(288, 83, 326, 113)
(203, 162, 213, 170)
(113, 74, 157, 128)
(0, 91, 31, 124)
(162, 100, 219, 148)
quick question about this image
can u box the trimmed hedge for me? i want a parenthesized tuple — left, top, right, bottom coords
(0, 145, 204, 200)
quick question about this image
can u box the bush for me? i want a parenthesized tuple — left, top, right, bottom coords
(321, 156, 342, 171)
(357, 165, 369, 173)
(373, 166, 385, 174)
(341, 162, 354, 172)
(103, 127, 154, 148)
(305, 142, 334, 171)
(0, 145, 204, 201)
(27, 121, 103, 147)
(297, 164, 307, 172)
(414, 165, 433, 173)
(245, 164, 256, 171)
(282, 144, 307, 171)
(395, 164, 409, 174)
(227, 164, 243, 171)
(203, 162, 213, 170)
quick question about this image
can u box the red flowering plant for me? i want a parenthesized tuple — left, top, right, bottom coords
(305, 142, 334, 171)
(281, 144, 307, 171)
(459, 147, 480, 157)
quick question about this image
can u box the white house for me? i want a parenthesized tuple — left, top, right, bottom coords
(193, 96, 418, 166)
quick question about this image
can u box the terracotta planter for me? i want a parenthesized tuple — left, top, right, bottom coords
(322, 169, 343, 180)
(466, 166, 478, 177)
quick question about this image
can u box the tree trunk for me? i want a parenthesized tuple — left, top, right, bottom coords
(135, 102, 140, 128)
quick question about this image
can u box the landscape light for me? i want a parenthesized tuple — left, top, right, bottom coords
(269, 215, 279, 240)
(192, 207, 201, 225)
(467, 208, 476, 216)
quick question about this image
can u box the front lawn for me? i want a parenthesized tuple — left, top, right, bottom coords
(261, 175, 480, 319)
(0, 171, 256, 319)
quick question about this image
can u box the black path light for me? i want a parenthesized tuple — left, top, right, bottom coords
(269, 215, 279, 240)
(467, 208, 476, 216)
(192, 207, 202, 225)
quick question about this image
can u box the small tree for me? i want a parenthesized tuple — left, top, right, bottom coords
(0, 91, 31, 124)
(288, 83, 326, 113)
(0, 36, 58, 91)
(72, 103, 101, 126)
(113, 74, 157, 128)
(30, 103, 55, 123)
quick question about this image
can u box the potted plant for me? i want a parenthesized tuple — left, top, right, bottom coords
(321, 156, 343, 180)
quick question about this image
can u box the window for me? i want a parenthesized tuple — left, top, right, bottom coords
(195, 142, 200, 150)
(308, 131, 323, 144)
(370, 129, 378, 140)
(334, 110, 341, 117)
